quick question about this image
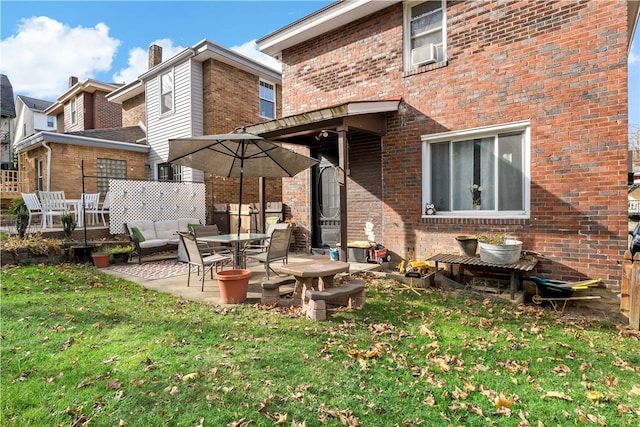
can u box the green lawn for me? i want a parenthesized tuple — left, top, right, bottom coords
(1, 264, 639, 426)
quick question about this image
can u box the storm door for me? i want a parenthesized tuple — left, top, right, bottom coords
(312, 149, 340, 248)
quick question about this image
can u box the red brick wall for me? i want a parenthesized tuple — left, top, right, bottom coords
(62, 90, 122, 132)
(280, 1, 629, 285)
(201, 59, 284, 222)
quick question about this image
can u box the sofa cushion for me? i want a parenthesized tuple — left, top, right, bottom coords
(154, 220, 179, 240)
(139, 239, 170, 249)
(128, 220, 157, 240)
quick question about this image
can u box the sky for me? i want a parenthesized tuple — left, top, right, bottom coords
(0, 0, 638, 135)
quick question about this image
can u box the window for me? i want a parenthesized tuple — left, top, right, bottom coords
(259, 80, 275, 119)
(47, 116, 54, 127)
(97, 158, 127, 194)
(160, 70, 174, 114)
(158, 163, 182, 182)
(70, 97, 77, 125)
(36, 159, 44, 191)
(422, 121, 530, 217)
(404, 1, 446, 69)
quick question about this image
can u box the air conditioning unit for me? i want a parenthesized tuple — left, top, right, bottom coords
(411, 44, 437, 66)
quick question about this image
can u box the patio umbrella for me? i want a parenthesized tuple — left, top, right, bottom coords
(168, 129, 319, 236)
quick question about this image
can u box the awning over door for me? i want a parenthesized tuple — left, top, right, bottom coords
(244, 98, 401, 143)
(243, 98, 401, 259)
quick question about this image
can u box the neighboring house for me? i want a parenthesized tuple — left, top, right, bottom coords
(44, 76, 123, 132)
(12, 95, 56, 145)
(107, 41, 283, 226)
(0, 74, 16, 169)
(243, 0, 639, 286)
(15, 77, 148, 197)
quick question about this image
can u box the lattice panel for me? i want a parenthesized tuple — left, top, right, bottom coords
(109, 180, 206, 234)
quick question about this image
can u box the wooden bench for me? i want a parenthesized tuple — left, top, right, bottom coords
(304, 280, 366, 321)
(260, 276, 296, 305)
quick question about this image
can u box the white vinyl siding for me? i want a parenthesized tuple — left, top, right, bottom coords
(146, 60, 203, 183)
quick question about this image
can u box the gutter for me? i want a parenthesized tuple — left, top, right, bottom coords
(42, 140, 52, 191)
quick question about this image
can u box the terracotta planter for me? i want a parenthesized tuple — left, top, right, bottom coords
(91, 253, 111, 268)
(455, 235, 478, 257)
(216, 269, 251, 304)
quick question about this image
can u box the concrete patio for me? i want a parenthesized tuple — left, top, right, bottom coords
(100, 251, 383, 306)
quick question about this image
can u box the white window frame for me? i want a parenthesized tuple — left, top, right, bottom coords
(403, 0, 447, 70)
(159, 69, 174, 115)
(259, 80, 276, 119)
(70, 97, 77, 125)
(421, 121, 531, 219)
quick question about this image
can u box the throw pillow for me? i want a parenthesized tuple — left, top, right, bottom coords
(130, 226, 145, 242)
(188, 223, 202, 233)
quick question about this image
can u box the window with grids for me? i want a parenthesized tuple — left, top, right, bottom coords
(158, 163, 183, 182)
(70, 97, 77, 125)
(160, 70, 174, 115)
(97, 158, 127, 194)
(259, 80, 275, 119)
(423, 122, 529, 216)
(404, 1, 446, 69)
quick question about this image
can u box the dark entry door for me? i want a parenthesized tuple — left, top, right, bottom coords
(312, 148, 340, 248)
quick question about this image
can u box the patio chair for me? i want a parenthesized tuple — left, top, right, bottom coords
(192, 224, 232, 256)
(246, 226, 293, 279)
(21, 193, 45, 229)
(39, 191, 69, 228)
(178, 231, 231, 291)
(81, 193, 100, 225)
(244, 222, 290, 255)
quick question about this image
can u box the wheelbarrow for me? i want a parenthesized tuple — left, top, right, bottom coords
(528, 276, 602, 313)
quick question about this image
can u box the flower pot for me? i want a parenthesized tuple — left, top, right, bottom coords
(216, 269, 251, 304)
(91, 253, 111, 268)
(478, 240, 522, 265)
(455, 236, 478, 257)
(112, 252, 130, 265)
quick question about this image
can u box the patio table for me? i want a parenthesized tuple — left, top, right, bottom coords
(278, 260, 350, 306)
(197, 233, 269, 269)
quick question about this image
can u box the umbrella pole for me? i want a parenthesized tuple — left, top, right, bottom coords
(237, 174, 242, 238)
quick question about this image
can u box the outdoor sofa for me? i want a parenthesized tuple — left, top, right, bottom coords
(124, 218, 200, 264)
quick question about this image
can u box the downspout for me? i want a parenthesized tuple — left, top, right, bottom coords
(42, 140, 52, 191)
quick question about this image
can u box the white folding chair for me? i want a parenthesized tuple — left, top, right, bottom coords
(98, 191, 111, 227)
(39, 191, 68, 228)
(21, 193, 45, 229)
(81, 193, 100, 225)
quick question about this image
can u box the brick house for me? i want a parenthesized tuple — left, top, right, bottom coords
(243, 0, 639, 286)
(14, 77, 148, 197)
(106, 41, 283, 229)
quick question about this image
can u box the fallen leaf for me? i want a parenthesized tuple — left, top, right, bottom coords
(493, 393, 514, 408)
(541, 391, 572, 401)
(181, 372, 201, 382)
(586, 391, 602, 402)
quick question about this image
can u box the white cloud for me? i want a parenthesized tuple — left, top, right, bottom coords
(112, 38, 185, 84)
(0, 16, 120, 99)
(230, 40, 282, 72)
(630, 50, 638, 65)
